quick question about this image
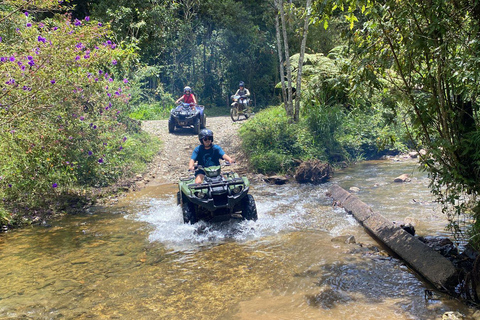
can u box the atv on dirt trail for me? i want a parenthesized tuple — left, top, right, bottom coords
(169, 103, 206, 134)
(177, 163, 258, 224)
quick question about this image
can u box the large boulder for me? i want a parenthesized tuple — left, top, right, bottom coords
(294, 160, 333, 184)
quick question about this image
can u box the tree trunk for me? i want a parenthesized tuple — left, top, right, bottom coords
(294, 0, 312, 122)
(274, 0, 287, 106)
(277, 0, 294, 120)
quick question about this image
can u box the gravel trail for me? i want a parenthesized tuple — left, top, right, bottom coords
(140, 116, 250, 187)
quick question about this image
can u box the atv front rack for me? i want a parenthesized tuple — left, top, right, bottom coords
(187, 177, 245, 189)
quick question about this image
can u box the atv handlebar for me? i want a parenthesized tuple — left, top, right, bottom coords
(189, 161, 235, 172)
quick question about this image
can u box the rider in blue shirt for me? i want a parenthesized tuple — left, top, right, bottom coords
(189, 129, 234, 184)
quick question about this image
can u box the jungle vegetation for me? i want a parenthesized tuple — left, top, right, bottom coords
(2, 0, 480, 250)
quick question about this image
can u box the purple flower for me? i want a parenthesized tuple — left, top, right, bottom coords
(93, 125, 97, 129)
(119, 146, 123, 150)
(80, 116, 84, 121)
(75, 56, 80, 61)
(53, 27, 58, 31)
(1, 57, 6, 62)
(88, 151, 93, 155)
(111, 44, 117, 49)
(103, 142, 107, 146)
(74, 19, 82, 26)
(98, 158, 103, 163)
(51, 79, 56, 84)
(9, 56, 15, 62)
(8, 184, 12, 188)
(25, 12, 29, 17)
(26, 23, 32, 27)
(107, 93, 111, 98)
(123, 136, 127, 142)
(84, 54, 90, 59)
(112, 59, 117, 65)
(68, 136, 73, 140)
(0, 37, 2, 42)
(37, 36, 46, 43)
(99, 70, 103, 74)
(94, 78, 98, 82)
(27, 56, 33, 61)
(28, 60, 35, 66)
(107, 40, 112, 45)
(85, 16, 90, 21)
(52, 183, 58, 188)
(123, 78, 128, 84)
(98, 23, 103, 27)
(76, 42, 83, 49)
(108, 78, 113, 82)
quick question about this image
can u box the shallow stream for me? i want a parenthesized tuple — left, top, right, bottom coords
(0, 158, 476, 319)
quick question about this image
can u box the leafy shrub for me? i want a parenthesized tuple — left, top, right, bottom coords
(0, 1, 158, 223)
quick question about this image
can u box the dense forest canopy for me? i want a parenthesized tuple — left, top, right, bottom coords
(3, 0, 480, 252)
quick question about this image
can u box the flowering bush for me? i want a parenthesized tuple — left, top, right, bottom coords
(0, 1, 157, 224)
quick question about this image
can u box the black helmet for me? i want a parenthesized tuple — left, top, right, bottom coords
(198, 129, 213, 143)
(239, 81, 245, 87)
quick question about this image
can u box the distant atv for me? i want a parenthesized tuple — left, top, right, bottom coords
(177, 163, 257, 224)
(169, 103, 206, 134)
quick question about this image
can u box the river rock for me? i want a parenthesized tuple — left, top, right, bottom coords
(394, 174, 411, 182)
(294, 160, 333, 184)
(263, 175, 288, 185)
(349, 187, 360, 193)
(442, 311, 465, 320)
(409, 151, 419, 158)
(331, 235, 356, 244)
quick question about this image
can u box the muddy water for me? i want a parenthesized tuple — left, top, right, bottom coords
(0, 159, 476, 319)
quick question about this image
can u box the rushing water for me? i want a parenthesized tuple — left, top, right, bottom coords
(0, 158, 477, 319)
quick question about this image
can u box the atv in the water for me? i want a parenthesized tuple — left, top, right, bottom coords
(177, 163, 257, 224)
(168, 103, 206, 134)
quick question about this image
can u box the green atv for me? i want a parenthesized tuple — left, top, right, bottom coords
(177, 164, 258, 224)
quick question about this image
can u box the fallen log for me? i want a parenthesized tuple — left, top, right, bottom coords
(327, 184, 458, 291)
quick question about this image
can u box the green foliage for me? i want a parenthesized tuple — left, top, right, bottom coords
(239, 106, 302, 174)
(0, 1, 158, 223)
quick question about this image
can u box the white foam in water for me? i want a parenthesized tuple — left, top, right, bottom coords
(130, 183, 347, 250)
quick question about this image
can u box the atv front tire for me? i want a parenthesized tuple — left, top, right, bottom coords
(201, 114, 206, 129)
(241, 194, 258, 221)
(168, 117, 175, 133)
(182, 200, 198, 224)
(193, 118, 201, 134)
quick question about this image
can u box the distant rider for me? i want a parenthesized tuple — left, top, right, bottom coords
(175, 86, 197, 108)
(233, 81, 250, 110)
(189, 129, 234, 184)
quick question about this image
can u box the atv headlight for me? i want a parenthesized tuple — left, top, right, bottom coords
(194, 191, 207, 199)
(232, 186, 243, 194)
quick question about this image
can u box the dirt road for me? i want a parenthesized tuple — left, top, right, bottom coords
(139, 116, 250, 187)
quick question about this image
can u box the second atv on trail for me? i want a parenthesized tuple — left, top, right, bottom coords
(177, 163, 257, 224)
(169, 103, 206, 134)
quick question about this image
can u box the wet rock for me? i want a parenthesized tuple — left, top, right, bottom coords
(394, 174, 411, 182)
(418, 236, 458, 257)
(306, 287, 353, 309)
(263, 175, 288, 185)
(294, 160, 333, 184)
(442, 311, 465, 320)
(349, 187, 360, 193)
(392, 221, 416, 236)
(331, 235, 356, 244)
